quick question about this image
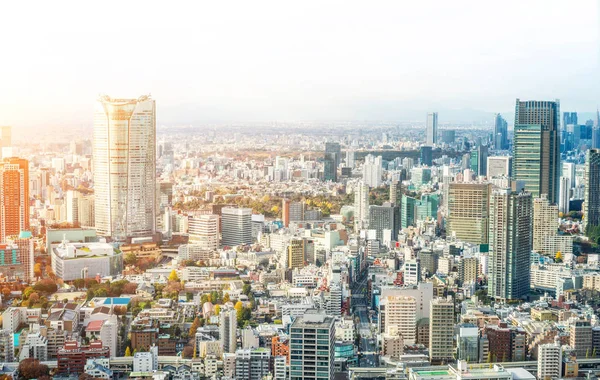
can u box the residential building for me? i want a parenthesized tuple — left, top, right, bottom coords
(378, 296, 417, 344)
(570, 320, 592, 358)
(488, 189, 533, 300)
(429, 297, 454, 363)
(220, 306, 238, 354)
(0, 157, 29, 243)
(532, 195, 558, 253)
(289, 310, 335, 380)
(537, 340, 562, 380)
(354, 181, 369, 230)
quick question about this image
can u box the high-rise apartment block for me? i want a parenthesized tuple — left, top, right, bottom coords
(426, 112, 438, 145)
(488, 189, 533, 300)
(220, 306, 238, 354)
(93, 95, 156, 240)
(354, 181, 369, 230)
(363, 154, 383, 187)
(289, 310, 335, 380)
(0, 157, 29, 243)
(513, 99, 560, 203)
(532, 195, 558, 254)
(429, 297, 454, 363)
(221, 208, 252, 247)
(446, 182, 491, 245)
(538, 340, 562, 380)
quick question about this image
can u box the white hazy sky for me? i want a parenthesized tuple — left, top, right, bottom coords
(0, 0, 599, 128)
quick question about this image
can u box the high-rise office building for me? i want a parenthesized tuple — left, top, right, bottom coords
(429, 297, 454, 363)
(287, 238, 305, 269)
(457, 324, 479, 363)
(446, 183, 491, 245)
(401, 195, 417, 229)
(563, 112, 578, 129)
(354, 181, 369, 230)
(368, 203, 400, 242)
(325, 142, 341, 168)
(538, 340, 562, 380)
(513, 99, 560, 203)
(389, 181, 403, 205)
(221, 208, 252, 247)
(93, 95, 156, 240)
(220, 306, 238, 354)
(594, 109, 600, 149)
(363, 154, 383, 187)
(470, 145, 488, 176)
(289, 310, 335, 380)
(420, 146, 433, 166)
(0, 158, 29, 243)
(533, 195, 558, 253)
(441, 130, 455, 144)
(345, 150, 355, 169)
(426, 112, 438, 145)
(188, 215, 220, 251)
(323, 152, 337, 182)
(282, 198, 291, 227)
(559, 176, 570, 214)
(488, 188, 533, 300)
(487, 156, 512, 178)
(494, 114, 508, 150)
(585, 149, 600, 234)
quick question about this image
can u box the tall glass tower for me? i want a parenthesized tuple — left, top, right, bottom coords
(426, 112, 438, 146)
(513, 99, 560, 203)
(93, 95, 156, 240)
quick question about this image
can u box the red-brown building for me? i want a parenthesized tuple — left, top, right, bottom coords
(271, 335, 289, 363)
(56, 340, 110, 375)
(0, 158, 29, 242)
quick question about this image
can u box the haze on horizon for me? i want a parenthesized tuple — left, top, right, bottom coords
(0, 0, 599, 130)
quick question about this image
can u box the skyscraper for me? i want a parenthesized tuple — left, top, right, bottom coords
(362, 154, 383, 187)
(93, 95, 156, 240)
(354, 181, 369, 230)
(287, 238, 305, 269)
(513, 99, 560, 203)
(323, 152, 337, 182)
(289, 310, 335, 380)
(584, 149, 600, 234)
(426, 112, 438, 145)
(368, 203, 400, 242)
(446, 182, 491, 245)
(0, 158, 29, 243)
(488, 188, 533, 301)
(469, 145, 488, 176)
(593, 109, 600, 149)
(559, 176, 570, 214)
(221, 208, 252, 247)
(389, 181, 403, 205)
(494, 114, 508, 150)
(420, 146, 433, 166)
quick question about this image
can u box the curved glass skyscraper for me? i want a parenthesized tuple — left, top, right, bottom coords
(93, 95, 156, 241)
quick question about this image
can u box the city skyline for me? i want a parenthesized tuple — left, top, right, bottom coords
(0, 1, 599, 129)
